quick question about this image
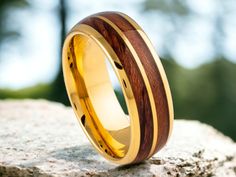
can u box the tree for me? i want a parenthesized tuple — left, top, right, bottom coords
(50, 0, 69, 105)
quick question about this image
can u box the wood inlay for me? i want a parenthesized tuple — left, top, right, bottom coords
(80, 16, 154, 163)
(97, 12, 170, 155)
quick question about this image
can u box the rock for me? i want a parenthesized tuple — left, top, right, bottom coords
(0, 99, 235, 177)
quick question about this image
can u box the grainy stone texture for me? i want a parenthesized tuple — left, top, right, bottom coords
(0, 99, 235, 177)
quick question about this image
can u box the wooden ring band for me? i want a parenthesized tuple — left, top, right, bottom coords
(62, 11, 174, 165)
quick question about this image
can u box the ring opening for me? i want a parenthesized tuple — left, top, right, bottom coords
(63, 33, 131, 159)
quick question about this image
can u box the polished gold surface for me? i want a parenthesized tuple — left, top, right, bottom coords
(62, 12, 173, 165)
(63, 25, 140, 164)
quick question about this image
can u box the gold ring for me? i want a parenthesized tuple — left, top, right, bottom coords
(62, 11, 174, 165)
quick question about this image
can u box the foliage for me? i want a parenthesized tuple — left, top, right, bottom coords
(162, 58, 236, 140)
(143, 0, 190, 16)
(0, 0, 29, 44)
(0, 84, 51, 99)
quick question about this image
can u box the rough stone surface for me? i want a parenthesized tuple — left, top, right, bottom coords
(0, 99, 235, 177)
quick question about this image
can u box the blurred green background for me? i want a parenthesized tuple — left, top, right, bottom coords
(0, 0, 235, 140)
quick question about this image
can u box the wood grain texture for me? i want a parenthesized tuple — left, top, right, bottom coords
(80, 16, 153, 163)
(79, 12, 169, 163)
(97, 12, 170, 155)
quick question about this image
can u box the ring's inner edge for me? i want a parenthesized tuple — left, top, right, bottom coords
(64, 34, 131, 158)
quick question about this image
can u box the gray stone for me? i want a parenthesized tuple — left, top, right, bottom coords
(0, 99, 235, 177)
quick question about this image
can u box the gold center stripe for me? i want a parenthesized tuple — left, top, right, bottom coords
(96, 15, 158, 160)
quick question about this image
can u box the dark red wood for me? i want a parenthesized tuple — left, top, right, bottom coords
(97, 12, 170, 156)
(80, 12, 169, 163)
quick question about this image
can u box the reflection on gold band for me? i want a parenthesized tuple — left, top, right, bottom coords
(63, 25, 140, 164)
(62, 12, 173, 165)
(117, 12, 174, 158)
